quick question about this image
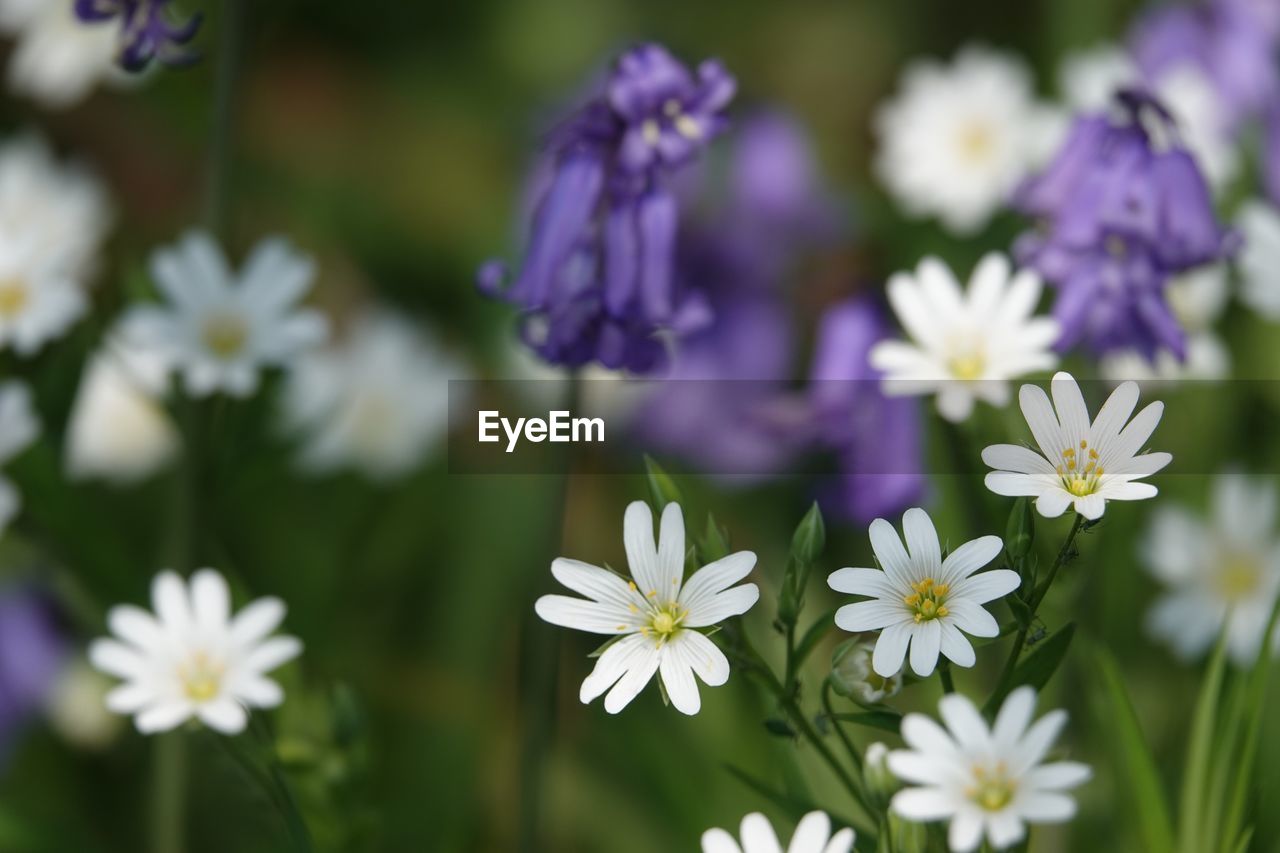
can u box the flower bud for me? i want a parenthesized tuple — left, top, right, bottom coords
(830, 639, 902, 704)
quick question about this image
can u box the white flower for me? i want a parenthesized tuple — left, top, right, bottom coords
(1098, 265, 1230, 383)
(888, 687, 1090, 852)
(0, 380, 39, 534)
(1237, 200, 1280, 321)
(875, 47, 1049, 234)
(1143, 474, 1280, 667)
(46, 658, 123, 750)
(829, 508, 1017, 678)
(0, 135, 110, 355)
(701, 811, 854, 853)
(0, 0, 120, 110)
(535, 501, 758, 715)
(281, 310, 467, 480)
(1058, 45, 1136, 111)
(64, 331, 179, 484)
(983, 372, 1171, 520)
(831, 638, 902, 704)
(89, 569, 302, 735)
(870, 254, 1059, 422)
(122, 231, 327, 398)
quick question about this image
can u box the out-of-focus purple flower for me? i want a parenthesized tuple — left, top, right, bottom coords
(74, 0, 201, 72)
(809, 297, 926, 525)
(0, 588, 66, 767)
(1014, 91, 1235, 359)
(480, 44, 734, 373)
(1130, 0, 1280, 132)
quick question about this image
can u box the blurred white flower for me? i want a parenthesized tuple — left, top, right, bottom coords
(281, 310, 467, 480)
(122, 231, 327, 398)
(875, 47, 1049, 234)
(65, 331, 179, 484)
(1099, 265, 1230, 383)
(0, 0, 120, 109)
(45, 657, 123, 750)
(0, 380, 39, 534)
(1143, 474, 1280, 667)
(701, 811, 854, 853)
(0, 135, 110, 355)
(535, 501, 758, 715)
(1059, 45, 1136, 111)
(830, 638, 902, 705)
(1237, 201, 1280, 321)
(983, 372, 1171, 519)
(870, 253, 1059, 422)
(829, 508, 1016, 678)
(889, 687, 1090, 852)
(89, 569, 302, 735)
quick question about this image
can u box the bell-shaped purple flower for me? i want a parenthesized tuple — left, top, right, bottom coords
(1013, 90, 1235, 360)
(0, 588, 66, 769)
(480, 44, 734, 373)
(75, 0, 202, 72)
(809, 297, 926, 524)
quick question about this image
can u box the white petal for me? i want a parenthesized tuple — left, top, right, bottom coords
(534, 594, 636, 634)
(106, 605, 165, 651)
(739, 813, 785, 853)
(948, 810, 985, 853)
(909, 619, 941, 677)
(1074, 493, 1106, 520)
(836, 600, 908, 633)
(1034, 488, 1073, 518)
(902, 508, 942, 576)
(787, 812, 832, 853)
(1019, 383, 1064, 461)
(229, 597, 286, 647)
(821, 827, 855, 853)
(982, 443, 1056, 475)
(1050, 372, 1089, 444)
(701, 828, 744, 853)
(106, 683, 156, 714)
(89, 639, 150, 680)
(945, 599, 1000, 637)
(683, 584, 759, 628)
(623, 501, 664, 600)
(579, 633, 649, 705)
(136, 701, 194, 734)
(233, 676, 285, 708)
(940, 536, 1003, 583)
(939, 693, 992, 751)
(873, 621, 913, 678)
(191, 569, 230, 632)
(242, 636, 302, 674)
(891, 787, 957, 821)
(828, 567, 899, 597)
(868, 517, 913, 584)
(987, 811, 1026, 849)
(1024, 761, 1091, 791)
(198, 698, 249, 734)
(1105, 401, 1165, 466)
(659, 642, 701, 715)
(151, 571, 192, 633)
(953, 569, 1019, 605)
(985, 471, 1052, 497)
(992, 686, 1036, 749)
(1011, 709, 1067, 774)
(939, 622, 976, 667)
(655, 501, 687, 600)
(1086, 380, 1138, 447)
(680, 551, 757, 620)
(1016, 792, 1077, 822)
(1098, 481, 1158, 502)
(550, 558, 640, 609)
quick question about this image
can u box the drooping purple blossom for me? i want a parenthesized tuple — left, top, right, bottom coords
(74, 0, 202, 72)
(1013, 90, 1236, 360)
(479, 44, 735, 373)
(809, 297, 926, 524)
(0, 588, 67, 768)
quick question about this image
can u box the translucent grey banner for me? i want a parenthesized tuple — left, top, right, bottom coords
(446, 378, 1276, 476)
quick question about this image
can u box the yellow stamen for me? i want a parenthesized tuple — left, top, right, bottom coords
(0, 279, 28, 318)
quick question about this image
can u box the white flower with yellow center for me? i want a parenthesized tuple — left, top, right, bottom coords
(888, 687, 1090, 852)
(89, 569, 301, 735)
(122, 231, 327, 398)
(281, 310, 469, 480)
(870, 254, 1059, 422)
(1143, 474, 1280, 667)
(0, 380, 38, 534)
(701, 811, 854, 853)
(875, 46, 1051, 234)
(535, 501, 758, 715)
(829, 508, 1017, 678)
(0, 135, 109, 355)
(983, 372, 1171, 520)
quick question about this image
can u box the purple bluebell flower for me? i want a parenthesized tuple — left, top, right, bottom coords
(74, 0, 202, 72)
(1013, 90, 1235, 360)
(809, 297, 926, 525)
(0, 588, 66, 768)
(480, 44, 735, 373)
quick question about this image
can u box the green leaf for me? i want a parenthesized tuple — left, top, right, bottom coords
(793, 608, 839, 672)
(764, 718, 796, 738)
(643, 455, 683, 511)
(1006, 594, 1034, 629)
(1221, 598, 1280, 851)
(983, 624, 1075, 715)
(700, 513, 730, 563)
(1178, 630, 1230, 853)
(1004, 497, 1035, 561)
(790, 502, 826, 565)
(829, 710, 904, 734)
(1091, 645, 1175, 853)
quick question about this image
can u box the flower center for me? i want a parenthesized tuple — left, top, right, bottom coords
(968, 764, 1016, 812)
(903, 577, 950, 623)
(1215, 553, 1261, 601)
(641, 602, 687, 646)
(202, 312, 249, 359)
(947, 352, 986, 381)
(957, 121, 995, 164)
(0, 279, 28, 318)
(177, 651, 224, 703)
(1056, 439, 1104, 497)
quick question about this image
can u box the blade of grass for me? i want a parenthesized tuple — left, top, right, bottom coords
(1221, 599, 1280, 850)
(1178, 629, 1230, 853)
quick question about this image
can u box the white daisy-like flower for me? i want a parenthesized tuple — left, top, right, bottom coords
(0, 380, 39, 534)
(1237, 200, 1280, 321)
(702, 811, 854, 853)
(0, 0, 120, 110)
(875, 46, 1050, 234)
(1142, 474, 1280, 667)
(1099, 265, 1230, 383)
(122, 231, 328, 398)
(281, 310, 468, 480)
(535, 501, 758, 715)
(0, 135, 110, 355)
(828, 508, 1017, 679)
(888, 687, 1091, 852)
(89, 569, 302, 735)
(65, 331, 179, 484)
(983, 372, 1171, 520)
(870, 253, 1059, 422)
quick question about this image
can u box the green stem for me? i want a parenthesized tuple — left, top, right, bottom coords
(821, 680, 863, 774)
(939, 663, 956, 695)
(150, 733, 186, 853)
(204, 0, 246, 237)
